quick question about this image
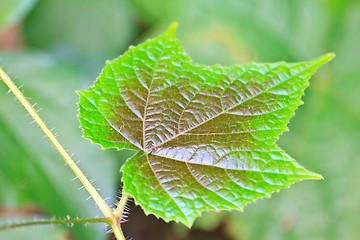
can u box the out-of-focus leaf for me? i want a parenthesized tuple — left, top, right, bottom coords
(78, 24, 331, 226)
(0, 52, 125, 240)
(126, 0, 181, 23)
(0, 0, 37, 30)
(23, 0, 137, 76)
(129, 0, 330, 65)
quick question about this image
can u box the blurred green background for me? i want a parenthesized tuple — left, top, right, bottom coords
(0, 0, 359, 239)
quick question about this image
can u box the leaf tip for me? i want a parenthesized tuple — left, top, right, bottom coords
(165, 22, 179, 37)
(306, 171, 323, 180)
(313, 52, 336, 66)
(323, 52, 336, 62)
(314, 173, 324, 180)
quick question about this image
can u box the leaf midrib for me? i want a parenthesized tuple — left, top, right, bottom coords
(142, 42, 167, 151)
(149, 61, 314, 152)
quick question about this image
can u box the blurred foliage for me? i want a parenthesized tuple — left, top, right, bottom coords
(23, 0, 137, 76)
(0, 0, 359, 240)
(0, 0, 37, 29)
(0, 221, 68, 240)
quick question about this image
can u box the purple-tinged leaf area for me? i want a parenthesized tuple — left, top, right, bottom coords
(77, 23, 334, 226)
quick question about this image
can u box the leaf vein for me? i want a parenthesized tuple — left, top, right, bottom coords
(154, 61, 312, 149)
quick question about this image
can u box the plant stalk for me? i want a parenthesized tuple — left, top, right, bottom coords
(0, 67, 113, 219)
(0, 217, 110, 231)
(110, 221, 127, 240)
(110, 193, 130, 240)
(114, 193, 129, 218)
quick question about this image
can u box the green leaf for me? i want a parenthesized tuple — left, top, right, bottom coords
(78, 23, 333, 226)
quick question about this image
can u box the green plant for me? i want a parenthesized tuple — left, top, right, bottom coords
(0, 23, 333, 240)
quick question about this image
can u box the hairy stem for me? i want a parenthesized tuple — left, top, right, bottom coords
(114, 193, 129, 218)
(0, 68, 113, 219)
(110, 221, 126, 240)
(0, 217, 110, 231)
(110, 193, 130, 240)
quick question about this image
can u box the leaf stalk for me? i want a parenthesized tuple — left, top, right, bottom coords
(110, 193, 130, 240)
